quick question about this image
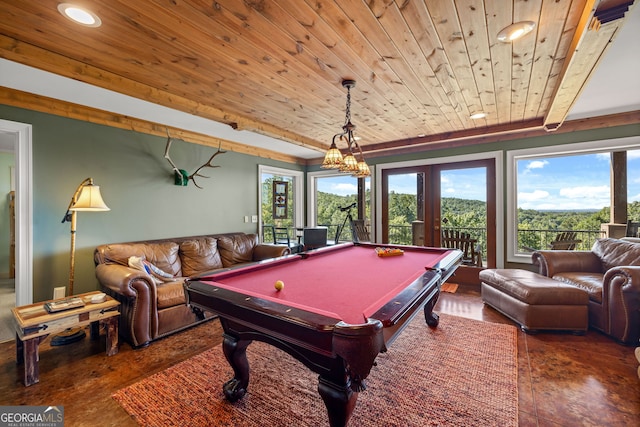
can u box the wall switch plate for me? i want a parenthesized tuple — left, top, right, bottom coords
(251, 215, 258, 223)
(244, 216, 249, 223)
(53, 286, 66, 299)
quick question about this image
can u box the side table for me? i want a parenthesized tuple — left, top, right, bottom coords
(12, 291, 120, 386)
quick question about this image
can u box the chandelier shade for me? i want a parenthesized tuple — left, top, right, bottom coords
(321, 140, 344, 169)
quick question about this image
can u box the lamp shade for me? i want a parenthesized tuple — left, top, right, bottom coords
(321, 142, 344, 169)
(339, 152, 359, 173)
(70, 184, 110, 211)
(354, 160, 371, 178)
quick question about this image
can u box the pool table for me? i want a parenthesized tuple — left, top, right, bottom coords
(185, 242, 462, 427)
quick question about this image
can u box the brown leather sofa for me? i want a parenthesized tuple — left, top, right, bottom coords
(532, 238, 640, 344)
(94, 232, 290, 347)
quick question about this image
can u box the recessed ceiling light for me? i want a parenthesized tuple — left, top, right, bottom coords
(497, 21, 535, 42)
(470, 112, 486, 120)
(57, 3, 102, 27)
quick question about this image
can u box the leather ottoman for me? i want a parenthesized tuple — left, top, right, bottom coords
(480, 269, 589, 334)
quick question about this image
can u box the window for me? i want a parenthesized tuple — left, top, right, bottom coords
(307, 170, 371, 243)
(506, 137, 640, 263)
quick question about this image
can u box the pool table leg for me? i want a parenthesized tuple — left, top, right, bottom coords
(221, 333, 251, 402)
(318, 376, 358, 427)
(424, 289, 441, 327)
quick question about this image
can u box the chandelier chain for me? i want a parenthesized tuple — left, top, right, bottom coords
(344, 86, 351, 127)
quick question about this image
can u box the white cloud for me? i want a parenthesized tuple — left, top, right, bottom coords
(629, 192, 640, 202)
(330, 182, 358, 196)
(526, 160, 548, 170)
(559, 185, 609, 199)
(518, 190, 549, 201)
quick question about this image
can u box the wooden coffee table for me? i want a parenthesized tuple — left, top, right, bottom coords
(12, 291, 120, 386)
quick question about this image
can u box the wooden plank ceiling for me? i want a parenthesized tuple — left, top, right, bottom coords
(0, 0, 635, 161)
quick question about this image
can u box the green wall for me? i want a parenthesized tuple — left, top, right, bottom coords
(0, 105, 301, 302)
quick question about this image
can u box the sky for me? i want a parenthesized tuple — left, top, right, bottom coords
(317, 150, 640, 211)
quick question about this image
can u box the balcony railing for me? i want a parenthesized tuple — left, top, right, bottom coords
(264, 224, 608, 256)
(387, 225, 607, 259)
(516, 228, 606, 252)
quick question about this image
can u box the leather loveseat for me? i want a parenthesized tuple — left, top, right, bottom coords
(94, 232, 290, 347)
(532, 238, 640, 344)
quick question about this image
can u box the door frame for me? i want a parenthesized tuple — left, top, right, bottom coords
(375, 151, 504, 268)
(257, 165, 304, 241)
(0, 119, 33, 305)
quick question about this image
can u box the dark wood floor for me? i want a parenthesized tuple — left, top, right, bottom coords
(1, 284, 638, 426)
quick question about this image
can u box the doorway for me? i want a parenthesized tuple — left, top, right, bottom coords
(258, 165, 303, 245)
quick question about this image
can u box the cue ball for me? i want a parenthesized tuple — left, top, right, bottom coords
(274, 280, 285, 291)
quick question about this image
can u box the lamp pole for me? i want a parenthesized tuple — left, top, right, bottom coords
(62, 177, 110, 297)
(68, 207, 78, 296)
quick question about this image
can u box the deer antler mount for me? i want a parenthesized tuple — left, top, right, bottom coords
(164, 129, 227, 189)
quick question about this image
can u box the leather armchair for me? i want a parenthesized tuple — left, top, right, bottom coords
(532, 238, 640, 344)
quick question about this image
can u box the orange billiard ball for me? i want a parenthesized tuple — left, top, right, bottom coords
(274, 280, 285, 291)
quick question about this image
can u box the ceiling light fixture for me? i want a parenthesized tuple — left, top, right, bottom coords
(497, 21, 535, 42)
(470, 112, 486, 120)
(57, 3, 102, 27)
(322, 79, 370, 178)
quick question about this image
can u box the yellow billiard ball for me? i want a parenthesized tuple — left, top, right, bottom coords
(274, 280, 285, 291)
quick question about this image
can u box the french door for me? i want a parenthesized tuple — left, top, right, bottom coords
(381, 159, 496, 268)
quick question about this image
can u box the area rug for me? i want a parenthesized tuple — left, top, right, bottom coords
(113, 314, 518, 426)
(441, 282, 459, 293)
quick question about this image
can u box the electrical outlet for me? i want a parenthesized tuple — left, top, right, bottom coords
(244, 216, 249, 223)
(251, 215, 258, 223)
(53, 286, 66, 299)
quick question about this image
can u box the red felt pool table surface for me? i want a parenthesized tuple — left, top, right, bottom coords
(195, 243, 453, 324)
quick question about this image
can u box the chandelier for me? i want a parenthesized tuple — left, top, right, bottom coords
(321, 79, 371, 177)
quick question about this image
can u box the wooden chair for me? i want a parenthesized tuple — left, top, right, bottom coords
(626, 220, 640, 237)
(548, 231, 582, 250)
(350, 219, 370, 243)
(441, 229, 482, 267)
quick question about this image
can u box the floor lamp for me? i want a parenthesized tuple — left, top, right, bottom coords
(51, 177, 110, 346)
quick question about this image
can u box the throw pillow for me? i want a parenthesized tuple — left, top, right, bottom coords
(128, 255, 176, 284)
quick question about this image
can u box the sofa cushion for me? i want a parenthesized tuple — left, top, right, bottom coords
(218, 233, 258, 267)
(552, 272, 604, 304)
(593, 238, 640, 272)
(179, 237, 223, 277)
(101, 242, 181, 276)
(156, 280, 187, 309)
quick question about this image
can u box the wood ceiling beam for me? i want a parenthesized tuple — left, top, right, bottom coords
(543, 0, 633, 130)
(0, 86, 306, 164)
(2, 84, 637, 167)
(307, 110, 640, 164)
